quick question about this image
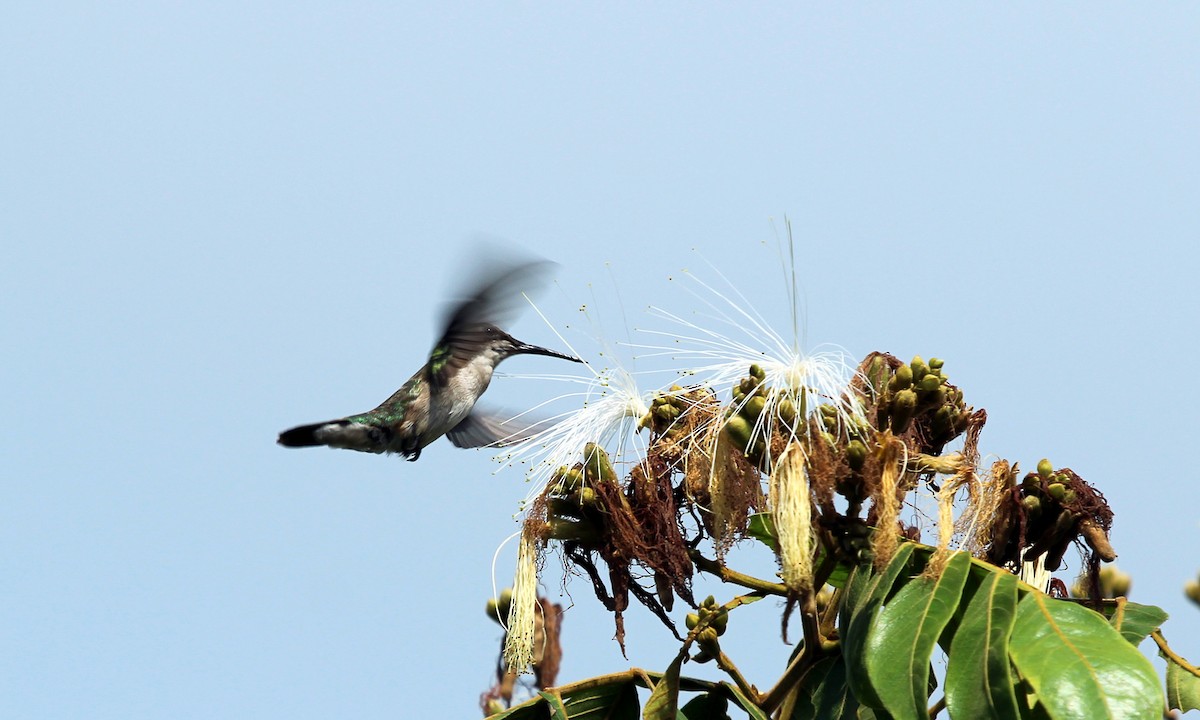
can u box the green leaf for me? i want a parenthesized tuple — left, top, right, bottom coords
(1008, 592, 1162, 720)
(541, 691, 570, 720)
(944, 567, 1021, 719)
(562, 681, 641, 720)
(1164, 650, 1200, 714)
(747, 513, 777, 551)
(789, 655, 860, 720)
(721, 682, 768, 720)
(679, 692, 731, 720)
(864, 551, 971, 720)
(643, 652, 684, 720)
(1105, 600, 1169, 647)
(746, 513, 848, 587)
(485, 695, 551, 720)
(842, 543, 917, 709)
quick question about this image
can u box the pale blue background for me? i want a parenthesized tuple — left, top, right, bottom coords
(3, 5, 1198, 718)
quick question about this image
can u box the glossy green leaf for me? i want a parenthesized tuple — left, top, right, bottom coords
(485, 695, 550, 720)
(561, 681, 640, 720)
(789, 655, 859, 720)
(746, 513, 848, 587)
(643, 651, 684, 720)
(721, 682, 768, 720)
(1105, 600, 1169, 647)
(541, 691, 570, 720)
(679, 692, 731, 720)
(864, 551, 970, 720)
(842, 543, 917, 709)
(838, 562, 873, 646)
(1164, 650, 1200, 713)
(747, 513, 778, 551)
(1009, 593, 1162, 720)
(944, 568, 1021, 719)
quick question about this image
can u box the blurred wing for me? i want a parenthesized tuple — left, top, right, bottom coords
(446, 409, 553, 449)
(438, 259, 555, 334)
(428, 259, 555, 388)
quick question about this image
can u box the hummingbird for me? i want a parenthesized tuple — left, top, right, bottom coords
(277, 260, 582, 460)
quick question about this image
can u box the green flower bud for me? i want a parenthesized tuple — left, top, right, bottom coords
(685, 612, 700, 631)
(1037, 458, 1053, 479)
(917, 374, 941, 392)
(750, 363, 766, 380)
(740, 395, 766, 421)
(546, 518, 601, 542)
(1047, 482, 1067, 502)
(891, 364, 914, 391)
(584, 443, 618, 485)
(1022, 495, 1042, 515)
(867, 356, 889, 395)
(697, 627, 721, 655)
(723, 415, 753, 451)
(711, 609, 729, 635)
(911, 356, 928, 382)
(777, 398, 797, 425)
(890, 389, 918, 432)
(928, 358, 945, 370)
(931, 406, 953, 435)
(847, 439, 868, 470)
(485, 588, 514, 624)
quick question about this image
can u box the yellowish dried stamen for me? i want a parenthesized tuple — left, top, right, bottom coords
(871, 434, 905, 569)
(770, 441, 814, 594)
(502, 530, 542, 674)
(962, 459, 1016, 557)
(927, 455, 974, 577)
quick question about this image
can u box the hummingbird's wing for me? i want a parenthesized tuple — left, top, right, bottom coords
(446, 408, 553, 449)
(428, 260, 554, 388)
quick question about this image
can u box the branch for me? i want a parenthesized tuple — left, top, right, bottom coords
(715, 650, 759, 703)
(691, 551, 789, 596)
(1153, 630, 1200, 679)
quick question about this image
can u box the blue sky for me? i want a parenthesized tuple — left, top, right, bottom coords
(3, 4, 1198, 718)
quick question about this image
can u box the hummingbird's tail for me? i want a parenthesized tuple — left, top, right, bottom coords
(277, 422, 331, 447)
(277, 419, 389, 453)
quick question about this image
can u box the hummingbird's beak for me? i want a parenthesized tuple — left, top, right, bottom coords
(512, 340, 584, 363)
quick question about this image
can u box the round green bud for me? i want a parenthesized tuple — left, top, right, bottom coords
(750, 363, 766, 380)
(740, 395, 766, 420)
(847, 439, 868, 470)
(910, 356, 928, 381)
(777, 398, 797, 425)
(928, 358, 945, 370)
(697, 627, 721, 653)
(685, 612, 700, 631)
(711, 610, 729, 635)
(1037, 458, 1053, 479)
(723, 415, 752, 451)
(917, 374, 941, 392)
(1022, 495, 1042, 515)
(892, 364, 914, 390)
(891, 389, 918, 432)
